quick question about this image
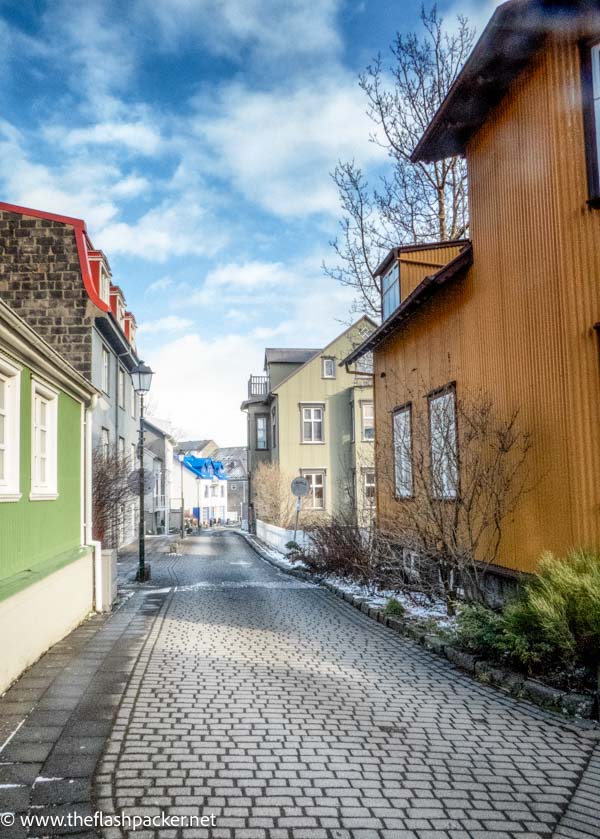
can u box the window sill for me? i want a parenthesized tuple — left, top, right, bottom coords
(30, 491, 59, 501)
(0, 492, 22, 503)
(300, 441, 325, 445)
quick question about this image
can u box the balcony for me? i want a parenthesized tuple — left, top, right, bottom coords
(248, 375, 269, 398)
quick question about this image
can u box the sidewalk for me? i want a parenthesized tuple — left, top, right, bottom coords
(0, 539, 177, 838)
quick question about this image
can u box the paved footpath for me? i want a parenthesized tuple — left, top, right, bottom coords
(92, 533, 599, 839)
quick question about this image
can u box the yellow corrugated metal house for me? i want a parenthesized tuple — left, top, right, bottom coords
(344, 0, 600, 585)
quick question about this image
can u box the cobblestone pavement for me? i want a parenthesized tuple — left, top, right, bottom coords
(96, 533, 599, 839)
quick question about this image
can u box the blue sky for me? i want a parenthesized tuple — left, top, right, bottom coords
(0, 0, 497, 443)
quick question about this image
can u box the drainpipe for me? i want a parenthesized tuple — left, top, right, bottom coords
(84, 395, 104, 613)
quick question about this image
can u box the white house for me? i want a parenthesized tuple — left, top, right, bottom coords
(171, 455, 228, 528)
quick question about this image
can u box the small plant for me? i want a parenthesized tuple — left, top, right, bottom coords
(456, 549, 600, 693)
(384, 598, 406, 618)
(285, 540, 302, 563)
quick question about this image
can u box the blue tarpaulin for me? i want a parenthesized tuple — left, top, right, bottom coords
(182, 455, 227, 480)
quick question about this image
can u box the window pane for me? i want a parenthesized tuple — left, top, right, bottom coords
(362, 402, 374, 440)
(393, 408, 412, 497)
(303, 421, 312, 441)
(429, 391, 458, 499)
(313, 420, 323, 442)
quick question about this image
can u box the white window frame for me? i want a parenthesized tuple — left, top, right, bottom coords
(361, 401, 374, 441)
(429, 387, 459, 500)
(118, 367, 125, 409)
(382, 261, 400, 320)
(30, 378, 59, 501)
(99, 267, 111, 304)
(363, 468, 376, 502)
(321, 357, 336, 379)
(101, 346, 110, 394)
(301, 403, 324, 444)
(393, 405, 413, 499)
(301, 470, 326, 510)
(0, 355, 22, 502)
(256, 415, 268, 450)
(101, 427, 110, 459)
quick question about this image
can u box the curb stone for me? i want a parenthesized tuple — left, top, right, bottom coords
(237, 529, 598, 723)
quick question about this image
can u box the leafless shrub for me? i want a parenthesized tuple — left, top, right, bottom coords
(253, 463, 295, 528)
(377, 388, 532, 612)
(92, 444, 134, 549)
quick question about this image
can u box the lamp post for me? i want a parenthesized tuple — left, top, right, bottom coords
(178, 451, 185, 539)
(196, 476, 201, 533)
(132, 361, 154, 582)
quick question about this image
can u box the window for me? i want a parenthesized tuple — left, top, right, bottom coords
(322, 357, 336, 379)
(130, 381, 137, 418)
(382, 261, 400, 320)
(99, 267, 110, 304)
(393, 405, 413, 498)
(582, 40, 600, 203)
(131, 442, 137, 466)
(118, 436, 125, 460)
(101, 346, 110, 394)
(256, 415, 268, 450)
(363, 469, 376, 502)
(118, 368, 125, 408)
(0, 356, 21, 501)
(31, 380, 58, 499)
(220, 485, 225, 497)
(301, 404, 324, 443)
(302, 470, 325, 510)
(349, 400, 355, 442)
(101, 427, 110, 459)
(361, 401, 374, 441)
(429, 387, 459, 499)
(271, 406, 277, 449)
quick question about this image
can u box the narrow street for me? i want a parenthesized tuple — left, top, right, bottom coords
(88, 533, 596, 839)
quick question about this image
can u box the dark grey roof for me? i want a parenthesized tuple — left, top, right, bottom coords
(213, 446, 248, 479)
(177, 439, 216, 453)
(264, 348, 320, 365)
(412, 0, 600, 163)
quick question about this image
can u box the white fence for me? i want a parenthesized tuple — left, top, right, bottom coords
(256, 520, 309, 553)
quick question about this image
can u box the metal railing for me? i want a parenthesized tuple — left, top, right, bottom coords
(248, 375, 269, 397)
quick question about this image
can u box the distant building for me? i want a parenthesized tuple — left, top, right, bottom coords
(171, 455, 228, 527)
(143, 418, 176, 534)
(241, 318, 376, 529)
(213, 446, 248, 525)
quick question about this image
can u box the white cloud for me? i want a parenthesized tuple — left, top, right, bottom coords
(97, 196, 228, 261)
(147, 276, 175, 293)
(139, 0, 341, 62)
(443, 0, 500, 36)
(203, 261, 295, 291)
(196, 79, 386, 217)
(63, 122, 163, 155)
(138, 315, 194, 334)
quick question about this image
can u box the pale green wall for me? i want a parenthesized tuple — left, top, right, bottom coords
(0, 367, 83, 586)
(273, 320, 374, 518)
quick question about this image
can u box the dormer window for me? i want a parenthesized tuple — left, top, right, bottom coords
(582, 39, 600, 205)
(99, 267, 110, 304)
(382, 261, 400, 320)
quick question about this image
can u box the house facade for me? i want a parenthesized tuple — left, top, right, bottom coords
(0, 299, 97, 692)
(143, 417, 175, 534)
(0, 202, 141, 549)
(171, 455, 228, 527)
(213, 446, 248, 524)
(344, 1, 600, 580)
(242, 318, 376, 527)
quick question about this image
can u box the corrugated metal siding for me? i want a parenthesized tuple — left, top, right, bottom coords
(399, 244, 464, 300)
(375, 36, 600, 575)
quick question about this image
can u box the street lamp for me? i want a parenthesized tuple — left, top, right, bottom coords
(178, 451, 185, 539)
(132, 361, 154, 582)
(196, 476, 201, 533)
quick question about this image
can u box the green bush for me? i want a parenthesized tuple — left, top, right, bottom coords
(384, 598, 406, 618)
(456, 550, 600, 689)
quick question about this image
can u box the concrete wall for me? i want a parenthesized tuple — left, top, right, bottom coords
(0, 550, 94, 693)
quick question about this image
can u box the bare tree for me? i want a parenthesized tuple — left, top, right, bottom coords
(326, 5, 474, 317)
(377, 387, 532, 612)
(252, 463, 295, 529)
(92, 445, 134, 549)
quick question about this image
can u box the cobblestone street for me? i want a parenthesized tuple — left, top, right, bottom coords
(94, 533, 598, 839)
